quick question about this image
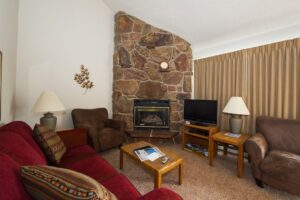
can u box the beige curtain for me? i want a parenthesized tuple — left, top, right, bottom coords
(245, 39, 300, 133)
(194, 51, 248, 132)
(194, 38, 300, 134)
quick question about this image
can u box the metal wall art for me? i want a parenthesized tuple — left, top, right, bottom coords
(74, 65, 94, 93)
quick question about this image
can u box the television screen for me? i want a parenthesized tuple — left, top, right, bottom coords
(184, 99, 218, 125)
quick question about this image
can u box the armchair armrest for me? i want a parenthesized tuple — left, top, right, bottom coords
(245, 133, 268, 179)
(137, 188, 182, 200)
(105, 119, 125, 133)
(57, 128, 88, 149)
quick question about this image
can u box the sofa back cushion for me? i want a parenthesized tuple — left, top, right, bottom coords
(0, 152, 31, 200)
(0, 121, 46, 159)
(72, 108, 108, 130)
(256, 116, 300, 154)
(0, 131, 47, 165)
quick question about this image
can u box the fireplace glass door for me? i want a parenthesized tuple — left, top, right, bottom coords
(134, 106, 169, 129)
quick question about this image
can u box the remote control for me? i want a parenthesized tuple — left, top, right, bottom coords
(161, 156, 169, 164)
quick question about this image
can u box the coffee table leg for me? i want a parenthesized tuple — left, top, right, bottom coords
(154, 172, 162, 189)
(179, 162, 183, 185)
(120, 150, 123, 170)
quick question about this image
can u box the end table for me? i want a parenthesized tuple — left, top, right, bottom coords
(208, 132, 250, 177)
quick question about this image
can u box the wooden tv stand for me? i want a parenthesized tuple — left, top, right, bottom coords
(181, 124, 218, 158)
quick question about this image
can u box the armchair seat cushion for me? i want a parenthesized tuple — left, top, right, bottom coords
(261, 150, 300, 179)
(98, 128, 123, 150)
(260, 150, 300, 194)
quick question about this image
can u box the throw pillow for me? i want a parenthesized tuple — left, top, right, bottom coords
(21, 165, 118, 200)
(33, 124, 66, 164)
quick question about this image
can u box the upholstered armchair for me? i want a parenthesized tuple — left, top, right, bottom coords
(245, 116, 300, 196)
(71, 108, 125, 152)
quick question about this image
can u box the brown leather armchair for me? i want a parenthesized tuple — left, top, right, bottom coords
(245, 116, 300, 196)
(71, 108, 125, 152)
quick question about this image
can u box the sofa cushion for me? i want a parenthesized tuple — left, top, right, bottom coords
(63, 145, 96, 159)
(261, 150, 300, 185)
(61, 154, 118, 182)
(137, 188, 183, 200)
(33, 124, 66, 165)
(21, 165, 118, 200)
(100, 174, 141, 200)
(0, 152, 31, 200)
(0, 121, 46, 159)
(59, 145, 98, 166)
(0, 132, 47, 165)
(256, 116, 300, 154)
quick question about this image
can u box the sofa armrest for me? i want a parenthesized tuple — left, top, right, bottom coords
(105, 119, 125, 133)
(57, 128, 88, 149)
(245, 133, 268, 179)
(137, 188, 182, 200)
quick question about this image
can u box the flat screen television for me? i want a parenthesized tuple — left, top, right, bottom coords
(184, 99, 218, 126)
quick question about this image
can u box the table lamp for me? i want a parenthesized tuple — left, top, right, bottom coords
(32, 91, 65, 130)
(223, 96, 250, 134)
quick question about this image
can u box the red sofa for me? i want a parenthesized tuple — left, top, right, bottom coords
(0, 121, 182, 200)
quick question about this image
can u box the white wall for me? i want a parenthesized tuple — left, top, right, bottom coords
(193, 23, 300, 59)
(15, 0, 114, 129)
(0, 0, 19, 123)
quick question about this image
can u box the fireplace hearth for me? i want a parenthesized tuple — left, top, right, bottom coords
(134, 99, 170, 130)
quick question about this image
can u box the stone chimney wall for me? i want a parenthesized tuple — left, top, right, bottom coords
(113, 11, 193, 132)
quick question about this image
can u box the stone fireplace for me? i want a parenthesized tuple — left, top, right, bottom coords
(134, 99, 170, 130)
(112, 11, 193, 132)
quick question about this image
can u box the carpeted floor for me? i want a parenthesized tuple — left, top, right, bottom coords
(100, 142, 300, 200)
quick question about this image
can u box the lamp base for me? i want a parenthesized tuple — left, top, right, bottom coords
(230, 115, 242, 134)
(40, 112, 57, 130)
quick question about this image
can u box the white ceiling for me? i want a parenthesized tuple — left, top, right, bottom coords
(103, 0, 300, 58)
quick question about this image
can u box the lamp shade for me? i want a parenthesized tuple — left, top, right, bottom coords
(32, 91, 65, 113)
(223, 96, 250, 115)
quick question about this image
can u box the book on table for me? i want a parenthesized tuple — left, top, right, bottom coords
(133, 146, 165, 161)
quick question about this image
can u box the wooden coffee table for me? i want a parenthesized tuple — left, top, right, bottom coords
(120, 141, 183, 189)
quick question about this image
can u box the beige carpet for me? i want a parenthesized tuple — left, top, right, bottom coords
(100, 143, 300, 200)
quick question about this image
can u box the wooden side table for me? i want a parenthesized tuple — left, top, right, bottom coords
(208, 132, 250, 177)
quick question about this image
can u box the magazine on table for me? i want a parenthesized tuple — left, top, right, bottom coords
(224, 132, 241, 138)
(134, 146, 165, 162)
